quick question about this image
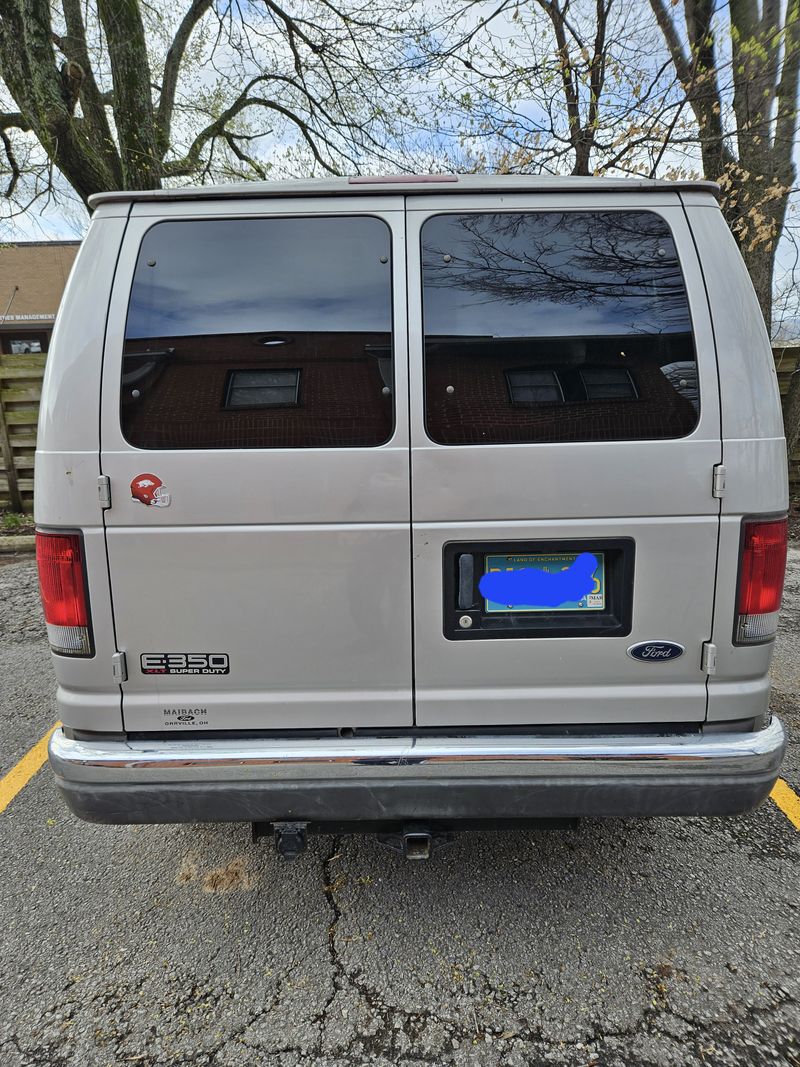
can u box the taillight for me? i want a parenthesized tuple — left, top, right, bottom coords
(36, 532, 93, 655)
(735, 517, 788, 644)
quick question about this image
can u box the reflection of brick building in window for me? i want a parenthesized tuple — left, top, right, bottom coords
(425, 334, 699, 444)
(121, 332, 393, 449)
(122, 329, 699, 451)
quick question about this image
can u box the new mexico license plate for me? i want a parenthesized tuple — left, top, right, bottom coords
(483, 551, 606, 613)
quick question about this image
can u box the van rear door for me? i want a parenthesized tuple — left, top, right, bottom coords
(100, 199, 413, 733)
(406, 192, 721, 726)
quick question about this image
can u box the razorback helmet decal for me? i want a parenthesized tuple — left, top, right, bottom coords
(130, 473, 171, 507)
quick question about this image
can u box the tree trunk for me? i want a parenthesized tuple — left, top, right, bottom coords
(572, 136, 592, 176)
(97, 0, 161, 189)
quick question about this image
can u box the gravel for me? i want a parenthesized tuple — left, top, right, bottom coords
(0, 560, 44, 645)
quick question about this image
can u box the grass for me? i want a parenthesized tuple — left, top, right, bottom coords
(1, 512, 34, 532)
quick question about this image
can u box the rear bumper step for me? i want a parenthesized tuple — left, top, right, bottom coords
(48, 718, 787, 824)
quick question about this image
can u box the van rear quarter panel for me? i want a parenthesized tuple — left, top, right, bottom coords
(35, 214, 127, 731)
(682, 200, 789, 721)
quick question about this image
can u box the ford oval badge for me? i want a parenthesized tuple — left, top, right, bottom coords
(627, 640, 685, 662)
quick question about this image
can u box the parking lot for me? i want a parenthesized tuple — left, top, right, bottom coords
(0, 553, 798, 1067)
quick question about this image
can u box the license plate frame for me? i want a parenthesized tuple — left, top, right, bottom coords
(442, 538, 635, 641)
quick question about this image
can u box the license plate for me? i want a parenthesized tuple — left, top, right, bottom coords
(483, 551, 606, 613)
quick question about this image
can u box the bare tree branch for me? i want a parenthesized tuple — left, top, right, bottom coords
(155, 0, 213, 153)
(0, 111, 29, 131)
(59, 0, 123, 184)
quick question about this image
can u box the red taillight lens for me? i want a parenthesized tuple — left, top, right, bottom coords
(36, 532, 92, 655)
(735, 517, 788, 644)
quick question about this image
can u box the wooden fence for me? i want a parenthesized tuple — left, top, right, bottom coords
(1, 347, 798, 512)
(0, 352, 44, 512)
(772, 345, 800, 488)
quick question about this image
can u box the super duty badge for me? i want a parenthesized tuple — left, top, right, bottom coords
(141, 653, 230, 676)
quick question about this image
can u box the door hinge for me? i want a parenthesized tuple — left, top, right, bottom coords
(98, 475, 112, 509)
(112, 651, 127, 683)
(712, 464, 726, 499)
(701, 642, 717, 675)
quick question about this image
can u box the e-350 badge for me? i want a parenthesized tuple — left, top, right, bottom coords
(141, 653, 230, 675)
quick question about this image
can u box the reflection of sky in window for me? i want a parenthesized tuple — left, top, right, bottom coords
(422, 212, 692, 338)
(126, 217, 392, 338)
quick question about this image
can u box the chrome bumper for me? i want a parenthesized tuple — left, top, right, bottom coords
(48, 718, 787, 824)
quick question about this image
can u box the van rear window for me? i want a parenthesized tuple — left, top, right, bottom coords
(421, 211, 699, 445)
(121, 216, 393, 449)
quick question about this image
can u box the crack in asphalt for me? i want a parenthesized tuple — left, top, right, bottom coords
(2, 906, 798, 1067)
(317, 834, 345, 1051)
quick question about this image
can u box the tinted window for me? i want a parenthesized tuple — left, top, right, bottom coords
(422, 211, 698, 444)
(122, 216, 393, 449)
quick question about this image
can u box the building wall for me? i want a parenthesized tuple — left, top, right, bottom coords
(0, 241, 80, 353)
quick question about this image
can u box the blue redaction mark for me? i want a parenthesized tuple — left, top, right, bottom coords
(479, 552, 599, 609)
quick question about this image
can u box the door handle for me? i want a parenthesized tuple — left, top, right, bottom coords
(457, 554, 475, 610)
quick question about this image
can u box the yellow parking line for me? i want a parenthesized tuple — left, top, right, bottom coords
(770, 778, 800, 831)
(0, 723, 60, 814)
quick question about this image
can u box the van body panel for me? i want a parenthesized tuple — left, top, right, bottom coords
(36, 219, 126, 458)
(405, 195, 721, 726)
(706, 516, 779, 722)
(99, 201, 414, 731)
(38, 177, 787, 827)
(107, 524, 413, 732)
(55, 685, 123, 732)
(682, 204, 785, 443)
(706, 676, 772, 724)
(34, 221, 128, 733)
(90, 201, 133, 219)
(714, 438, 789, 515)
(98, 449, 410, 528)
(412, 516, 717, 725)
(408, 440, 718, 523)
(685, 203, 788, 723)
(34, 451, 105, 528)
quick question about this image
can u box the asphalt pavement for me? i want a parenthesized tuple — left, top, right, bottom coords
(0, 553, 798, 1067)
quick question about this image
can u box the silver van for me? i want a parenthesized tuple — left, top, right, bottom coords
(39, 175, 789, 858)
